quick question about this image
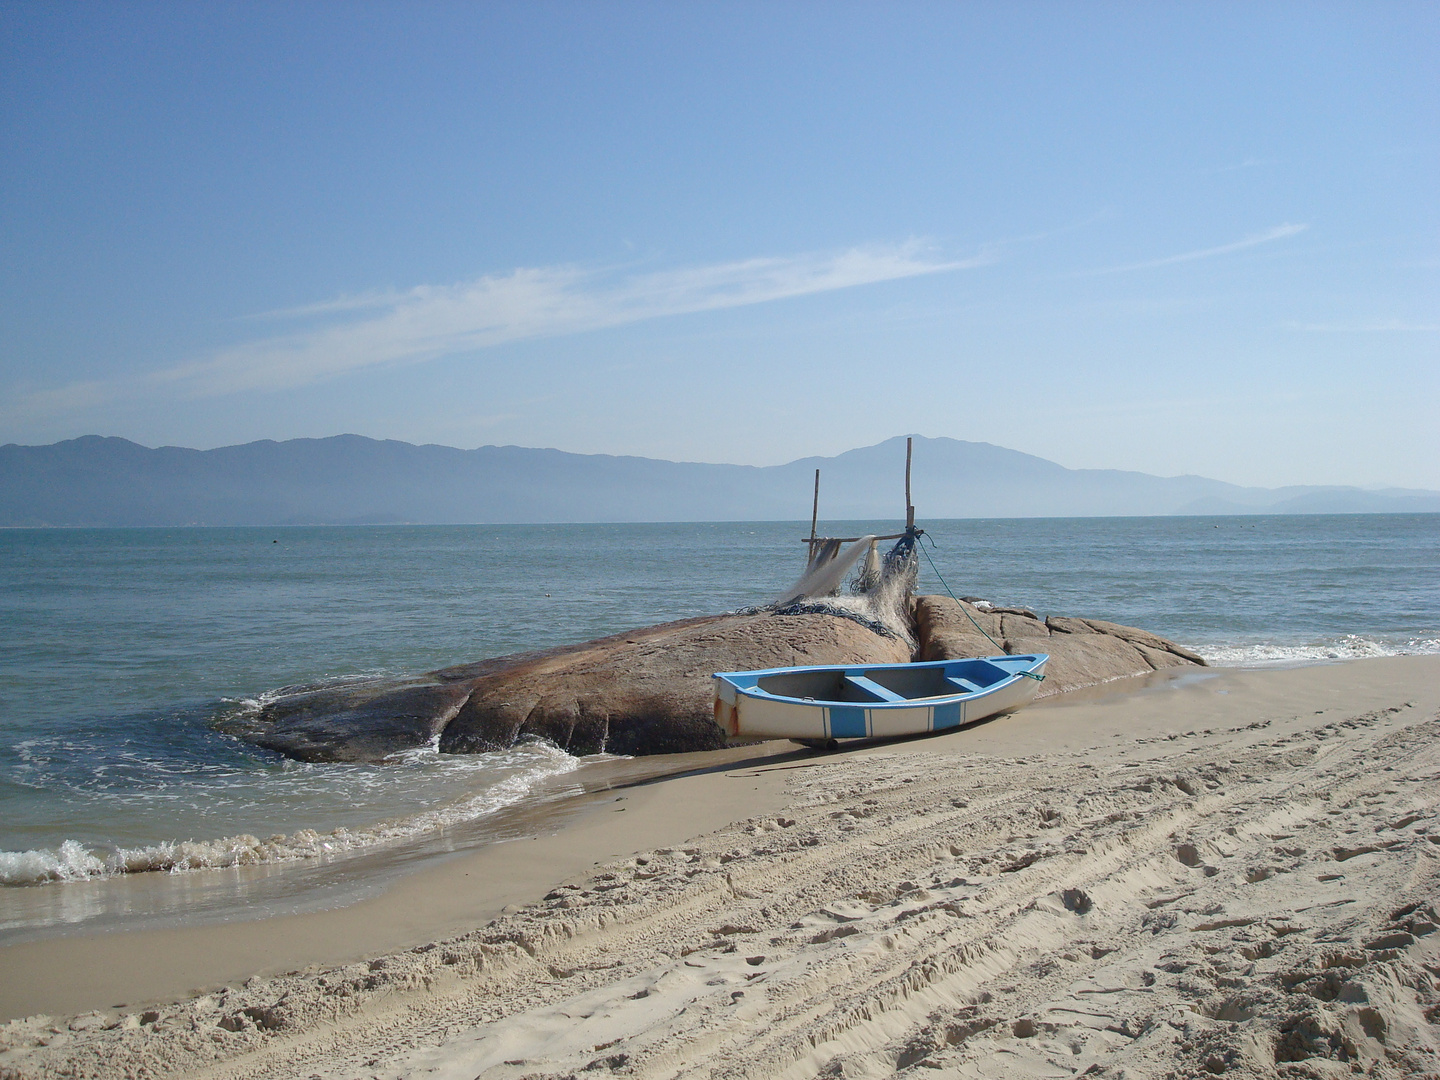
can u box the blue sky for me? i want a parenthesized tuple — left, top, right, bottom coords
(2, 2, 1436, 489)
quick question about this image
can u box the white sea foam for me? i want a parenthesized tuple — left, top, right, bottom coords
(1201, 634, 1440, 668)
(0, 840, 108, 884)
(0, 740, 588, 886)
(226, 669, 402, 716)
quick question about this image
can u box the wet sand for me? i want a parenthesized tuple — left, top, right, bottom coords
(2, 655, 1438, 1079)
(0, 742, 803, 1021)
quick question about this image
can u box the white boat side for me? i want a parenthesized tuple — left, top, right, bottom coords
(713, 654, 1047, 742)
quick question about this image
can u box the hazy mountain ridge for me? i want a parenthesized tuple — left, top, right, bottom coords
(1, 434, 1435, 526)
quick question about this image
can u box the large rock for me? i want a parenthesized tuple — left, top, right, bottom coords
(224, 598, 1206, 763)
(912, 595, 1206, 697)
(223, 611, 912, 762)
(435, 610, 911, 757)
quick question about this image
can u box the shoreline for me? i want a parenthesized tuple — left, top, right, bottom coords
(0, 669, 1208, 951)
(2, 654, 1438, 1078)
(0, 742, 812, 947)
(0, 740, 806, 1020)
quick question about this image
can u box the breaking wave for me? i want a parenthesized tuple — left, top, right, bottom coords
(1200, 634, 1440, 668)
(0, 738, 587, 886)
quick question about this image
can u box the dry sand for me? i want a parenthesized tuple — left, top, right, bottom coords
(2, 655, 1438, 1079)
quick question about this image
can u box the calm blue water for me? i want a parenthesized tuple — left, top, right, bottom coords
(1, 515, 1436, 895)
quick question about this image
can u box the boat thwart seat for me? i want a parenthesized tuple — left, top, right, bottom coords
(843, 674, 906, 702)
(944, 676, 985, 693)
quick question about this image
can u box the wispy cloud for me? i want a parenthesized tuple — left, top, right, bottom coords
(246, 289, 408, 320)
(8, 241, 981, 420)
(1088, 224, 1309, 275)
(1209, 157, 1278, 174)
(1283, 319, 1439, 333)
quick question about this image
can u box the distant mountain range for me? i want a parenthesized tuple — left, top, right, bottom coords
(1, 434, 1436, 527)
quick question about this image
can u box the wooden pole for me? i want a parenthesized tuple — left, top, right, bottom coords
(905, 437, 915, 530)
(808, 469, 820, 565)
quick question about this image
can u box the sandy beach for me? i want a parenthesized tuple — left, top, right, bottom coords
(2, 655, 1438, 1079)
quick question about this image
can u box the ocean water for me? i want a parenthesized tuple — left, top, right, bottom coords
(2, 515, 1436, 927)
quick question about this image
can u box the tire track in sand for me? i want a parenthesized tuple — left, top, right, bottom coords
(3, 699, 1437, 1080)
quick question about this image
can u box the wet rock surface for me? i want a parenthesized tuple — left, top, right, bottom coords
(231, 679, 473, 763)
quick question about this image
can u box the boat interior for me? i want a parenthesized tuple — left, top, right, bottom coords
(754, 659, 1011, 704)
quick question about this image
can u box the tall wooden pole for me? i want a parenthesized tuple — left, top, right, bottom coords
(809, 468, 820, 565)
(905, 437, 915, 530)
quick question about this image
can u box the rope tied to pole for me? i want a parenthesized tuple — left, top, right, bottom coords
(918, 537, 1046, 681)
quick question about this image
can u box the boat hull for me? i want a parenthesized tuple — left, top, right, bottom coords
(713, 655, 1048, 742)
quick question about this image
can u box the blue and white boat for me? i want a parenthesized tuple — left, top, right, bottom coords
(713, 654, 1048, 744)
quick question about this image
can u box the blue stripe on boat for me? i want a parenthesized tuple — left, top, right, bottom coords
(933, 700, 962, 730)
(827, 705, 868, 738)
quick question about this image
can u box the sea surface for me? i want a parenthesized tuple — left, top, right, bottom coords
(2, 515, 1436, 935)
